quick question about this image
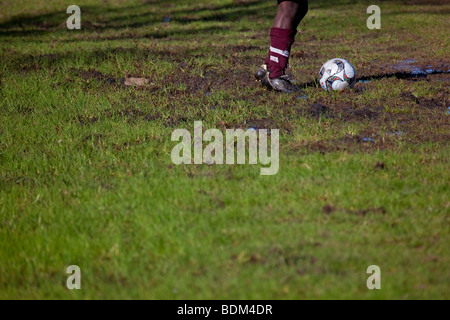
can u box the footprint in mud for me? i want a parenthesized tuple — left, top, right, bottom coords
(301, 103, 334, 119)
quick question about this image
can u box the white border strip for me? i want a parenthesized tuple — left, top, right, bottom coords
(270, 56, 279, 63)
(270, 46, 289, 58)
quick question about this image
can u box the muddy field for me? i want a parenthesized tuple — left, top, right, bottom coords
(1, 0, 449, 300)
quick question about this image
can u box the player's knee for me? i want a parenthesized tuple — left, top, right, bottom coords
(278, 3, 298, 19)
(278, 1, 308, 18)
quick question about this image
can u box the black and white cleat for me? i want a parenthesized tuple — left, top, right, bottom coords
(254, 64, 268, 81)
(261, 73, 299, 93)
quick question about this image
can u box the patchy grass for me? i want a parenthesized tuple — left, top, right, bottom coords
(0, 0, 449, 299)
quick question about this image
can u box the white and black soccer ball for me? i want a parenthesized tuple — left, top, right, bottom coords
(319, 58, 356, 91)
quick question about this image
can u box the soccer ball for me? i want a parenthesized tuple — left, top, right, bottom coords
(319, 58, 356, 91)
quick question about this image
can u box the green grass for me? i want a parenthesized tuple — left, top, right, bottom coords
(0, 0, 449, 299)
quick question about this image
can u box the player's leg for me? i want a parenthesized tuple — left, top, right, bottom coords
(256, 0, 308, 93)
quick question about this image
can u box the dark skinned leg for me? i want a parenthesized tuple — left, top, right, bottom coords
(273, 1, 301, 30)
(268, 1, 308, 76)
(257, 1, 308, 92)
(275, 0, 309, 31)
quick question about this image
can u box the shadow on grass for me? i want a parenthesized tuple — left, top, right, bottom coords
(298, 70, 450, 90)
(2, 0, 449, 85)
(11, 46, 193, 72)
(0, 0, 272, 37)
(1, 0, 448, 37)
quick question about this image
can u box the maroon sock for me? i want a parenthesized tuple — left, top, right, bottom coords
(264, 28, 296, 79)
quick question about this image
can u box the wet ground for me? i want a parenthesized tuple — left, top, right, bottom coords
(67, 56, 449, 156)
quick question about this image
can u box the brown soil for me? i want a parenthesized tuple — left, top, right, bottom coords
(62, 43, 449, 155)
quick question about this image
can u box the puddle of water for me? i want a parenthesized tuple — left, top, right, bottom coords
(246, 127, 272, 134)
(396, 60, 426, 75)
(392, 60, 449, 76)
(356, 62, 449, 84)
(387, 130, 404, 137)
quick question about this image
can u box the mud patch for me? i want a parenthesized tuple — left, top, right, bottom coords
(323, 205, 386, 216)
(400, 92, 419, 104)
(297, 102, 381, 122)
(2, 175, 36, 187)
(165, 66, 252, 95)
(349, 207, 386, 216)
(300, 133, 386, 155)
(76, 114, 99, 126)
(225, 117, 295, 134)
(302, 103, 334, 119)
(375, 162, 386, 170)
(417, 97, 446, 110)
(230, 45, 261, 52)
(243, 118, 279, 130)
(72, 68, 119, 85)
(72, 68, 156, 89)
(340, 107, 380, 121)
(322, 204, 335, 214)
